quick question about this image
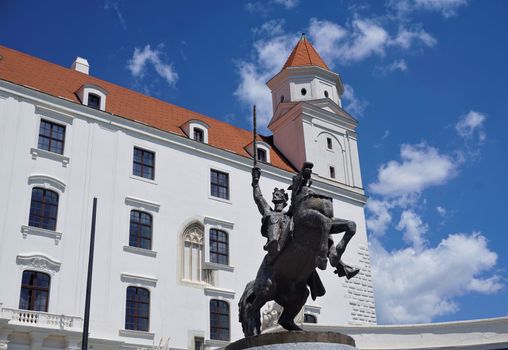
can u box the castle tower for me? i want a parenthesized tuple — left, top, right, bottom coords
(267, 35, 376, 325)
(267, 34, 363, 190)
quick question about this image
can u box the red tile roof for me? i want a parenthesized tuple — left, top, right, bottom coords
(0, 45, 295, 172)
(282, 34, 329, 71)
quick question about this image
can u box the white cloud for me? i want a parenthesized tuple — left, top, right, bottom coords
(391, 27, 437, 48)
(104, 0, 126, 29)
(396, 210, 428, 251)
(371, 232, 502, 324)
(127, 45, 178, 88)
(436, 206, 447, 216)
(273, 0, 299, 9)
(369, 143, 458, 197)
(456, 110, 487, 141)
(342, 84, 368, 117)
(366, 199, 393, 236)
(388, 0, 468, 18)
(375, 59, 408, 75)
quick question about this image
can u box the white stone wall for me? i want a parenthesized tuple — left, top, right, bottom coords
(0, 81, 373, 350)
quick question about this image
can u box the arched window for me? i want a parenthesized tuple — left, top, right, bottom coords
(182, 223, 204, 282)
(210, 229, 228, 265)
(19, 270, 50, 312)
(125, 286, 150, 332)
(304, 314, 317, 323)
(29, 187, 59, 231)
(210, 300, 229, 341)
(193, 128, 204, 142)
(129, 210, 152, 250)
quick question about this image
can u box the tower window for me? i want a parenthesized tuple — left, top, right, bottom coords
(301, 88, 307, 96)
(330, 166, 336, 179)
(87, 93, 101, 109)
(193, 128, 204, 142)
(324, 90, 329, 98)
(327, 137, 332, 150)
(280, 95, 285, 102)
(304, 314, 317, 323)
(257, 148, 267, 162)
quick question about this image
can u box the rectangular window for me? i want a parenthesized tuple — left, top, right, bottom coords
(210, 229, 229, 265)
(257, 148, 267, 162)
(29, 187, 59, 231)
(210, 169, 229, 200)
(330, 166, 336, 179)
(87, 93, 101, 109)
(38, 119, 65, 155)
(133, 147, 155, 180)
(326, 137, 332, 150)
(19, 270, 50, 312)
(125, 287, 150, 332)
(193, 128, 204, 142)
(210, 300, 230, 341)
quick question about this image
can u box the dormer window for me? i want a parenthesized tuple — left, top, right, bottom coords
(257, 148, 267, 162)
(193, 128, 204, 142)
(87, 93, 101, 109)
(76, 84, 108, 111)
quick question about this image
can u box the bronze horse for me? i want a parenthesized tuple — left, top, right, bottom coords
(239, 162, 359, 336)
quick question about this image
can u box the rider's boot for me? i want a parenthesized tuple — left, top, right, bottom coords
(334, 260, 360, 279)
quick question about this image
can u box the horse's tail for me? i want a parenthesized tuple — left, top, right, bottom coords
(238, 280, 260, 336)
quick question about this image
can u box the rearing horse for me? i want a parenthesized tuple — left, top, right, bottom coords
(239, 162, 359, 336)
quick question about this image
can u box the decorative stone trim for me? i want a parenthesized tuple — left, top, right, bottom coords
(16, 254, 61, 275)
(204, 262, 234, 272)
(28, 174, 66, 193)
(124, 196, 160, 212)
(304, 304, 322, 314)
(120, 273, 157, 287)
(205, 339, 229, 348)
(118, 329, 155, 340)
(204, 287, 235, 299)
(204, 216, 234, 230)
(21, 225, 62, 245)
(122, 245, 157, 258)
(30, 148, 70, 167)
(35, 105, 74, 124)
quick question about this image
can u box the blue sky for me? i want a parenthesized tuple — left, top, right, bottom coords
(1, 0, 507, 324)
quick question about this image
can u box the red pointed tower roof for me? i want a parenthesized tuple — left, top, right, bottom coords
(282, 34, 329, 71)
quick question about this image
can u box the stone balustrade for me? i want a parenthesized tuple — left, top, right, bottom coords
(0, 307, 83, 331)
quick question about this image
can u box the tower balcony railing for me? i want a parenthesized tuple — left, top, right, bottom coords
(0, 306, 83, 331)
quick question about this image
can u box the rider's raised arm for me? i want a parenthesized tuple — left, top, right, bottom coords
(252, 167, 271, 216)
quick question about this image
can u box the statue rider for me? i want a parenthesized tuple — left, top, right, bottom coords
(251, 167, 290, 260)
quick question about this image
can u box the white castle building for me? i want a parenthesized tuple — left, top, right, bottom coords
(0, 37, 506, 350)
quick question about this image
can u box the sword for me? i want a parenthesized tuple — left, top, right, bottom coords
(253, 104, 257, 168)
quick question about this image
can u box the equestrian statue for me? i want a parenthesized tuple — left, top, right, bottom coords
(238, 106, 360, 337)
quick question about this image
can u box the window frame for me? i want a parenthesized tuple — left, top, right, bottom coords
(256, 148, 267, 162)
(125, 286, 150, 332)
(132, 147, 155, 181)
(326, 137, 333, 150)
(209, 299, 230, 341)
(329, 166, 336, 179)
(28, 187, 59, 231)
(87, 93, 101, 109)
(210, 169, 229, 201)
(19, 270, 51, 312)
(209, 229, 229, 266)
(37, 119, 66, 155)
(129, 210, 153, 250)
(303, 313, 317, 323)
(193, 128, 204, 142)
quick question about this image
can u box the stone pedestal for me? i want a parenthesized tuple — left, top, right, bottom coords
(224, 332, 357, 350)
